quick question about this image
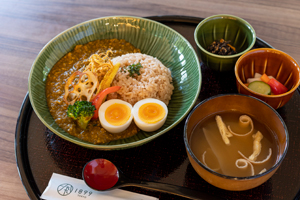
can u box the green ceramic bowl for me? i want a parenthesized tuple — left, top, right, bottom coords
(194, 14, 256, 72)
(28, 16, 201, 150)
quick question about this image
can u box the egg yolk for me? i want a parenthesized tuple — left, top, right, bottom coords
(105, 103, 131, 126)
(138, 103, 165, 124)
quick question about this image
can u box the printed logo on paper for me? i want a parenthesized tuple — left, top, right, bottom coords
(57, 183, 74, 196)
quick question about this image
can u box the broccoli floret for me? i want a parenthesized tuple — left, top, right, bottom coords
(67, 101, 96, 129)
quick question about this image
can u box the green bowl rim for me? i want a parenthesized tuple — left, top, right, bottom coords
(28, 15, 202, 150)
(194, 14, 256, 59)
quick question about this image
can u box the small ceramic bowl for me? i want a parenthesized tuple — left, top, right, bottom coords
(184, 94, 288, 191)
(235, 48, 300, 109)
(194, 14, 256, 72)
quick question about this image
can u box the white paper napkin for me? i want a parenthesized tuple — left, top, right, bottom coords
(41, 173, 158, 200)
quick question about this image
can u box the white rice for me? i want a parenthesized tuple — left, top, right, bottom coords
(108, 53, 174, 106)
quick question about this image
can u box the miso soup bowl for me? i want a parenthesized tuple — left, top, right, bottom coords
(235, 48, 300, 109)
(184, 94, 288, 191)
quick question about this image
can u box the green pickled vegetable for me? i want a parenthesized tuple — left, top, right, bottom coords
(248, 81, 271, 95)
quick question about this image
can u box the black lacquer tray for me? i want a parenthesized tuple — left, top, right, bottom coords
(15, 16, 300, 200)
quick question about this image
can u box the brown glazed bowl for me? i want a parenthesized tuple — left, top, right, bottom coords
(184, 94, 288, 191)
(235, 48, 300, 109)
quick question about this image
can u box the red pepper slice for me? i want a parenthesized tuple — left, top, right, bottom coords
(91, 86, 121, 120)
(268, 78, 288, 95)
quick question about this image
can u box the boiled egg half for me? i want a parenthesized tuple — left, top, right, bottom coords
(132, 98, 168, 132)
(98, 99, 133, 133)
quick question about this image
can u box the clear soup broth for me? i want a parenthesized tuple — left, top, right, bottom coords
(189, 111, 279, 177)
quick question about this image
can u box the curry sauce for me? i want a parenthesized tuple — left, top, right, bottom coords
(45, 39, 141, 144)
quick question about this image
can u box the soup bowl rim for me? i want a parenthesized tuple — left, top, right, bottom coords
(183, 93, 289, 181)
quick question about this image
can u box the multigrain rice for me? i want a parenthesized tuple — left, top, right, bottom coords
(108, 53, 174, 106)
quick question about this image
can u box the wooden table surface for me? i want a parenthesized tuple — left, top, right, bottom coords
(1, 0, 300, 199)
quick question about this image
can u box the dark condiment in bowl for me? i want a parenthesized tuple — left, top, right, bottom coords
(207, 39, 237, 55)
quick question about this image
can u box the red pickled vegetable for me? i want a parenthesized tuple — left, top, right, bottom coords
(268, 78, 288, 95)
(91, 86, 121, 120)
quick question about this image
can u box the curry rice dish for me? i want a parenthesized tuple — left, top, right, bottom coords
(45, 39, 174, 144)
